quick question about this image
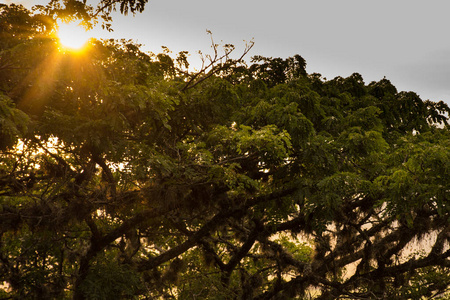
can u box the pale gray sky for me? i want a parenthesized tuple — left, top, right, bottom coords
(8, 0, 450, 104)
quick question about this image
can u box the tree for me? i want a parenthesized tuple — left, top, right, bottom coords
(1, 4, 450, 299)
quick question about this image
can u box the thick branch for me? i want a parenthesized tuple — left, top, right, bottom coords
(92, 153, 117, 198)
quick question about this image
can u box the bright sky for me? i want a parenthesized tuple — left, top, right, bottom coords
(10, 0, 450, 104)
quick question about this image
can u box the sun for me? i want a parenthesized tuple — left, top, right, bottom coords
(57, 21, 91, 50)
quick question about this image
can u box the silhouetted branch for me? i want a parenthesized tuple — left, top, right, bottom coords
(180, 32, 254, 92)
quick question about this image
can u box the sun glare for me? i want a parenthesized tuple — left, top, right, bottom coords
(57, 21, 91, 50)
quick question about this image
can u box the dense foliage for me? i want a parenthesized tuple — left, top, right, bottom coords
(1, 3, 450, 299)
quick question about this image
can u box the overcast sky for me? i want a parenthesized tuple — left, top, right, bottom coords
(10, 0, 450, 104)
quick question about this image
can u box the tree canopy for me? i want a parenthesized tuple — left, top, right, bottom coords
(1, 3, 450, 299)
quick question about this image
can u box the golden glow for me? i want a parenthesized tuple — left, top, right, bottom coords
(57, 21, 91, 50)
